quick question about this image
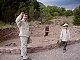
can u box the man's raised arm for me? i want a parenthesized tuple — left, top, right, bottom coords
(15, 12, 24, 27)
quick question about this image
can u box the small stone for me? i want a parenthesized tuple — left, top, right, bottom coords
(27, 48, 34, 53)
(6, 49, 11, 53)
(0, 49, 6, 53)
(16, 49, 21, 54)
(11, 49, 16, 54)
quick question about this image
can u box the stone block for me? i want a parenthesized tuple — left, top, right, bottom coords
(11, 49, 16, 54)
(16, 49, 21, 54)
(6, 49, 11, 53)
(0, 49, 6, 53)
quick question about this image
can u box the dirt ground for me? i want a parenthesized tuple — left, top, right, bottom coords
(0, 25, 80, 47)
(0, 43, 80, 60)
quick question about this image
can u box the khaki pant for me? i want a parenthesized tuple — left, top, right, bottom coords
(20, 37, 28, 59)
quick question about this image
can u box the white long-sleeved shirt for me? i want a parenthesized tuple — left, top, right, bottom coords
(60, 29, 70, 41)
(15, 15, 30, 37)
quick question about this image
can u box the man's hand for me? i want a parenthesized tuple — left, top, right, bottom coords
(20, 12, 24, 16)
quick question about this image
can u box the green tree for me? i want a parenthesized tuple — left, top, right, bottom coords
(29, 6, 35, 20)
(0, 0, 20, 24)
(53, 12, 59, 16)
(0, 0, 40, 24)
(15, 2, 28, 17)
(2, 5, 16, 24)
(41, 6, 66, 16)
(29, 2, 40, 20)
(73, 6, 80, 25)
(39, 6, 53, 24)
(59, 7, 66, 16)
(64, 10, 73, 17)
(32, 0, 40, 11)
(34, 9, 40, 19)
(40, 6, 52, 17)
(15, 0, 40, 21)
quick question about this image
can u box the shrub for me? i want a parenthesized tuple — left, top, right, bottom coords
(73, 6, 80, 26)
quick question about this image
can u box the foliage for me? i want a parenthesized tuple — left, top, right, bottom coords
(2, 5, 16, 24)
(73, 6, 80, 25)
(64, 10, 73, 17)
(15, 2, 28, 17)
(0, 0, 75, 25)
(40, 6, 72, 17)
(0, 0, 40, 24)
(53, 12, 59, 16)
(29, 6, 40, 20)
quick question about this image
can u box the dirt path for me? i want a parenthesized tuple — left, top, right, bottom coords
(0, 43, 80, 60)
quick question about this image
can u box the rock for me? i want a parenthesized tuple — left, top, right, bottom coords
(27, 48, 34, 53)
(0, 49, 6, 53)
(16, 49, 21, 54)
(11, 49, 16, 54)
(6, 49, 11, 53)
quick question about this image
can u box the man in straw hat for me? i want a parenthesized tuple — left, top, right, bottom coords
(57, 23, 70, 53)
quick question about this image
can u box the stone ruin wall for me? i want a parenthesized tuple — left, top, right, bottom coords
(0, 25, 80, 42)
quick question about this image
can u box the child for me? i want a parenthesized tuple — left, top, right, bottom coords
(58, 23, 70, 53)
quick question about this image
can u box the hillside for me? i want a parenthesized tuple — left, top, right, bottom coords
(38, 2, 45, 6)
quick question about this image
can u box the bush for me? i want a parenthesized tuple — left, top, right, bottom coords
(53, 12, 59, 16)
(73, 6, 80, 26)
(64, 10, 73, 17)
(40, 15, 53, 24)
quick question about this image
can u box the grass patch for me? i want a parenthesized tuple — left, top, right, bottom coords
(50, 16, 73, 25)
(0, 21, 17, 28)
(0, 16, 73, 28)
(0, 21, 5, 28)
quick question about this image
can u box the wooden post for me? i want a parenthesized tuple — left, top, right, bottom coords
(44, 25, 49, 36)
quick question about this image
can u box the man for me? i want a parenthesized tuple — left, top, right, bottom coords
(57, 23, 70, 53)
(16, 12, 31, 60)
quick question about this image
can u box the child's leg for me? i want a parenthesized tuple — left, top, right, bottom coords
(63, 42, 67, 50)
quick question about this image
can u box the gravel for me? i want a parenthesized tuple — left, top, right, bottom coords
(0, 43, 80, 60)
